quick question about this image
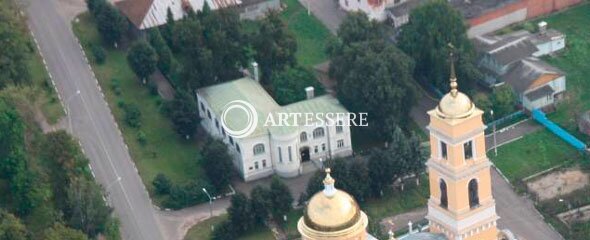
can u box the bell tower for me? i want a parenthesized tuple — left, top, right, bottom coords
(425, 50, 499, 240)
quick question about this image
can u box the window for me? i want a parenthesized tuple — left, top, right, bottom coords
(253, 144, 265, 155)
(288, 146, 292, 162)
(337, 139, 344, 148)
(229, 137, 234, 145)
(440, 179, 448, 209)
(262, 160, 267, 168)
(255, 162, 259, 170)
(321, 143, 326, 152)
(300, 132, 308, 142)
(278, 147, 283, 163)
(236, 144, 241, 153)
(336, 121, 343, 133)
(469, 179, 480, 209)
(313, 127, 325, 139)
(464, 141, 473, 160)
(222, 128, 226, 137)
(215, 120, 219, 130)
(200, 102, 205, 111)
(440, 141, 448, 160)
(207, 110, 212, 119)
(314, 146, 319, 153)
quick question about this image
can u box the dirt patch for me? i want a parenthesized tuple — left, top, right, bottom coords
(527, 169, 589, 201)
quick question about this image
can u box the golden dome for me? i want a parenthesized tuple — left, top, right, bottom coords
(436, 49, 475, 119)
(302, 168, 363, 232)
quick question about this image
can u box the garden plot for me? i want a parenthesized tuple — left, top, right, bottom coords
(527, 168, 589, 201)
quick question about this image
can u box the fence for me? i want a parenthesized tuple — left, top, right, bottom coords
(532, 109, 586, 151)
(486, 110, 525, 129)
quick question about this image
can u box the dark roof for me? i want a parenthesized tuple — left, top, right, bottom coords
(503, 57, 563, 93)
(449, 0, 519, 19)
(525, 85, 555, 101)
(403, 232, 448, 240)
(483, 35, 538, 66)
(387, 0, 426, 17)
(528, 29, 565, 45)
(116, 0, 154, 28)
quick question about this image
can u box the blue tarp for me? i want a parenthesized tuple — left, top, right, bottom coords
(532, 109, 587, 151)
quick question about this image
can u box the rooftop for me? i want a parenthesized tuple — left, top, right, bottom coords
(503, 57, 563, 93)
(449, 0, 519, 19)
(479, 34, 539, 66)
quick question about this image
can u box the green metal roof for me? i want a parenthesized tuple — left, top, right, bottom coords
(197, 78, 348, 137)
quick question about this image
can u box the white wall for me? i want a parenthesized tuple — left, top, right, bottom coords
(338, 0, 388, 21)
(533, 37, 566, 57)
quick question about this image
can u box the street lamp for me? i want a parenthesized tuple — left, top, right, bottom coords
(490, 110, 498, 156)
(202, 188, 215, 230)
(283, 215, 288, 237)
(106, 176, 122, 191)
(65, 90, 81, 132)
(319, 157, 324, 170)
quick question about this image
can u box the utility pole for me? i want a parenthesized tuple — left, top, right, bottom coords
(202, 188, 215, 231)
(491, 110, 498, 156)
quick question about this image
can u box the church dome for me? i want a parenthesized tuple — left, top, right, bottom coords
(436, 91, 475, 119)
(435, 50, 475, 119)
(298, 169, 369, 239)
(304, 189, 361, 231)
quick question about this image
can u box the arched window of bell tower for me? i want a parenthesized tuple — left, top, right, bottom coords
(440, 179, 448, 209)
(469, 179, 480, 209)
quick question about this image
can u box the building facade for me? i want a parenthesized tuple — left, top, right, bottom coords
(425, 61, 500, 240)
(196, 78, 353, 182)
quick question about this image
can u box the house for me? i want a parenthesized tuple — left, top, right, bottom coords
(528, 22, 566, 57)
(116, 0, 280, 30)
(503, 57, 565, 111)
(196, 77, 354, 182)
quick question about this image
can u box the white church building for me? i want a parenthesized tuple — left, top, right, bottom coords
(196, 77, 354, 182)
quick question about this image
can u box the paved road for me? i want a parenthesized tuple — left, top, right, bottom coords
(297, 0, 346, 34)
(23, 0, 164, 239)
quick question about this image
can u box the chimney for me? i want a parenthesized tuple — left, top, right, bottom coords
(305, 86, 315, 99)
(251, 62, 259, 82)
(538, 21, 547, 34)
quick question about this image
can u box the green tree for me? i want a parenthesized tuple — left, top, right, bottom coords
(492, 85, 516, 117)
(330, 40, 416, 141)
(165, 91, 199, 138)
(44, 223, 89, 240)
(201, 139, 234, 191)
(398, 0, 481, 91)
(127, 40, 158, 81)
(93, 1, 127, 45)
(250, 185, 271, 225)
(271, 66, 324, 105)
(368, 148, 395, 196)
(147, 29, 174, 75)
(253, 11, 297, 83)
(269, 177, 293, 220)
(473, 93, 493, 122)
(335, 12, 382, 46)
(406, 132, 426, 185)
(0, 0, 32, 88)
(65, 178, 112, 237)
(211, 220, 237, 240)
(345, 160, 369, 202)
(166, 179, 211, 209)
(305, 171, 324, 199)
(227, 192, 254, 233)
(0, 210, 27, 240)
(152, 173, 172, 195)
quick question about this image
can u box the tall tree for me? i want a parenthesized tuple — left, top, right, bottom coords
(44, 223, 89, 240)
(127, 40, 158, 82)
(0, 210, 27, 240)
(93, 0, 127, 45)
(0, 0, 32, 88)
(268, 177, 293, 220)
(406, 132, 426, 185)
(164, 91, 199, 138)
(305, 171, 324, 199)
(345, 160, 369, 202)
(270, 66, 324, 105)
(65, 178, 112, 237)
(250, 185, 271, 225)
(252, 11, 297, 83)
(330, 40, 416, 141)
(201, 138, 234, 191)
(335, 12, 383, 46)
(148, 29, 174, 75)
(368, 148, 396, 196)
(227, 192, 254, 233)
(398, 0, 481, 91)
(491, 84, 516, 118)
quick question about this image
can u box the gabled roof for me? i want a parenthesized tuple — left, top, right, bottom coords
(116, 0, 154, 28)
(482, 35, 538, 66)
(503, 57, 563, 93)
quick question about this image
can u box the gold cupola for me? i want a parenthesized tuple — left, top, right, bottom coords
(436, 50, 475, 119)
(297, 168, 369, 240)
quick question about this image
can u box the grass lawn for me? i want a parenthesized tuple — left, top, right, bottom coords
(489, 129, 581, 182)
(28, 48, 64, 124)
(280, 0, 331, 67)
(362, 176, 430, 221)
(72, 13, 206, 204)
(533, 3, 590, 138)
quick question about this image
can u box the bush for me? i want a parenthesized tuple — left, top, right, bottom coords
(91, 44, 106, 64)
(110, 79, 121, 96)
(152, 173, 171, 195)
(164, 180, 211, 209)
(211, 220, 237, 240)
(136, 130, 147, 146)
(147, 80, 159, 96)
(119, 103, 141, 128)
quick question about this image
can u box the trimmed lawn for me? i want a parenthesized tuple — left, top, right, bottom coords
(362, 177, 430, 221)
(489, 129, 580, 182)
(536, 3, 590, 139)
(28, 48, 64, 124)
(280, 0, 331, 67)
(184, 215, 227, 240)
(72, 13, 205, 204)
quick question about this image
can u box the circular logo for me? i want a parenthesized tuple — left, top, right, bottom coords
(220, 100, 258, 138)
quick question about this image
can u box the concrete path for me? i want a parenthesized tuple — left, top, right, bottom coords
(296, 0, 346, 34)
